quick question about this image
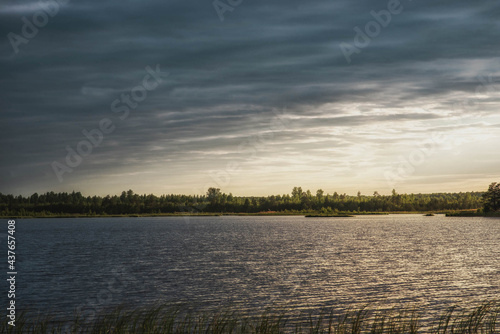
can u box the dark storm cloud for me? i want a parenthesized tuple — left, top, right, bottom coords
(1, 0, 499, 194)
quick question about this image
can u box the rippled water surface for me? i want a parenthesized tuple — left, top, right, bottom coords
(8, 215, 500, 320)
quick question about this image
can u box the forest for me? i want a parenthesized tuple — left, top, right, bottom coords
(0, 186, 493, 217)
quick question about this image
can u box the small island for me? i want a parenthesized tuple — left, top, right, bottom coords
(305, 214, 354, 217)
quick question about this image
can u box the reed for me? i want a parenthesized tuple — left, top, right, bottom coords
(2, 301, 498, 334)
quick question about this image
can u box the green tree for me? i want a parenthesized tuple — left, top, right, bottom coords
(316, 189, 324, 200)
(483, 182, 500, 212)
(300, 190, 312, 210)
(206, 187, 222, 206)
(243, 198, 251, 212)
(292, 187, 303, 199)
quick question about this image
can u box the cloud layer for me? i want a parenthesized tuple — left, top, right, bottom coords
(1, 0, 499, 196)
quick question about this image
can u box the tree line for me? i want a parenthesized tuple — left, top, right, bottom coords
(0, 186, 490, 216)
(483, 182, 500, 213)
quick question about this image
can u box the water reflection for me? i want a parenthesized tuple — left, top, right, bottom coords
(13, 214, 500, 323)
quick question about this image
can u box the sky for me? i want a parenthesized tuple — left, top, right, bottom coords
(1, 0, 499, 197)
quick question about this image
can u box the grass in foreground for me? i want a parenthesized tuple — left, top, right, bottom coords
(2, 301, 499, 334)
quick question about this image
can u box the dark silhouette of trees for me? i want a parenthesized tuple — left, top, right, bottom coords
(207, 187, 221, 204)
(483, 182, 500, 212)
(0, 186, 488, 216)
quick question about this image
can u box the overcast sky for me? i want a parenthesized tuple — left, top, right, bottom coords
(1, 0, 499, 196)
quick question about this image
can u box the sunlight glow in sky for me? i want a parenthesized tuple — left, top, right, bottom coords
(1, 0, 499, 196)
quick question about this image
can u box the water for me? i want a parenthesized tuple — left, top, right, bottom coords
(3, 214, 500, 323)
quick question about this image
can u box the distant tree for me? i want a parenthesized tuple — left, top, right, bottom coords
(243, 198, 251, 212)
(373, 191, 380, 197)
(206, 187, 222, 206)
(483, 182, 500, 212)
(30, 192, 39, 204)
(127, 189, 134, 199)
(357, 191, 361, 197)
(292, 187, 303, 199)
(301, 190, 312, 210)
(316, 189, 324, 199)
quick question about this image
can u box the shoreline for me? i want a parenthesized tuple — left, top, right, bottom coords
(3, 211, 499, 219)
